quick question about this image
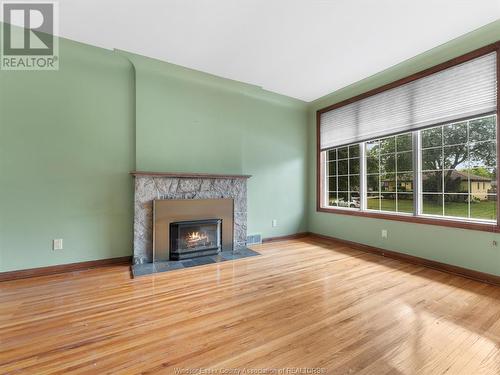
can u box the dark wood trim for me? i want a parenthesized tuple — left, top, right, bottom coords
(0, 256, 132, 282)
(130, 171, 252, 179)
(308, 233, 500, 287)
(316, 41, 500, 233)
(316, 111, 322, 212)
(496, 47, 500, 228)
(262, 232, 310, 243)
(317, 207, 500, 232)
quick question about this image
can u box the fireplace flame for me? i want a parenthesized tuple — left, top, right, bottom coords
(185, 231, 209, 248)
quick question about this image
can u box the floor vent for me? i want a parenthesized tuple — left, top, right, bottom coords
(246, 234, 262, 245)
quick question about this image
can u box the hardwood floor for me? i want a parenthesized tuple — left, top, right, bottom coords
(1, 237, 499, 374)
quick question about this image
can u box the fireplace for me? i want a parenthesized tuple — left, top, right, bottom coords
(153, 198, 234, 262)
(131, 173, 254, 276)
(169, 219, 222, 260)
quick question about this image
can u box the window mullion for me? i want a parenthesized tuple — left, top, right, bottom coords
(441, 127, 445, 217)
(413, 131, 421, 216)
(360, 142, 366, 211)
(323, 152, 327, 207)
(467, 119, 471, 219)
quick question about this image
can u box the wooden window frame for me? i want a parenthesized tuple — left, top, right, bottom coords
(316, 41, 500, 233)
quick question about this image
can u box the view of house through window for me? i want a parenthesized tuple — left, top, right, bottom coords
(323, 114, 497, 222)
(366, 133, 413, 213)
(420, 115, 497, 220)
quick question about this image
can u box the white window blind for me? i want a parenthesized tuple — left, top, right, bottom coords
(320, 52, 497, 150)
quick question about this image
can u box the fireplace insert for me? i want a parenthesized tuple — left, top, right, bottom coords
(169, 219, 222, 260)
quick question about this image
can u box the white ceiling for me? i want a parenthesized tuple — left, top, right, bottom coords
(58, 0, 500, 102)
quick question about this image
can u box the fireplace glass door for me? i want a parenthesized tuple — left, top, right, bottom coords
(169, 219, 222, 260)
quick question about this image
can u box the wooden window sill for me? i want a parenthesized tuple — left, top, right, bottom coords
(317, 207, 500, 232)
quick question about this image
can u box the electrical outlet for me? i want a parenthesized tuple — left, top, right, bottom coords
(272, 219, 278, 227)
(381, 230, 388, 239)
(53, 239, 63, 250)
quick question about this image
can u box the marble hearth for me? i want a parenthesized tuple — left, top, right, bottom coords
(132, 171, 251, 265)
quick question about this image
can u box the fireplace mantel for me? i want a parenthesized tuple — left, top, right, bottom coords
(132, 171, 249, 264)
(130, 171, 252, 179)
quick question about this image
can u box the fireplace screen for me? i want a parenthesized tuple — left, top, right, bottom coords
(169, 219, 222, 260)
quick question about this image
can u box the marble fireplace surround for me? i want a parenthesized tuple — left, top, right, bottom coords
(132, 171, 251, 264)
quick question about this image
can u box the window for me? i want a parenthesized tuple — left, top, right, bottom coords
(420, 116, 497, 221)
(326, 144, 361, 209)
(366, 133, 413, 213)
(320, 114, 497, 224)
(318, 46, 498, 229)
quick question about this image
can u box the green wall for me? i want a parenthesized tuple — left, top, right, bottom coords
(0, 36, 308, 272)
(0, 39, 136, 272)
(307, 21, 500, 276)
(126, 51, 309, 242)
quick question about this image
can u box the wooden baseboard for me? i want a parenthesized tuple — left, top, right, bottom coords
(6, 233, 499, 286)
(262, 232, 310, 243)
(0, 256, 132, 282)
(308, 233, 500, 287)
